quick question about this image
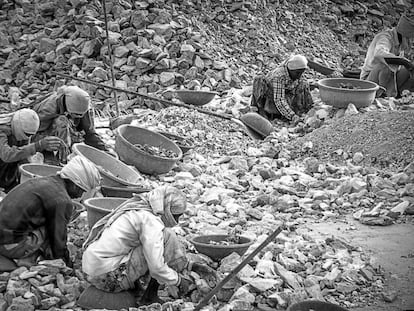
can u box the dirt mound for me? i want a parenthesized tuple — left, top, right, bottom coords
(291, 110, 414, 170)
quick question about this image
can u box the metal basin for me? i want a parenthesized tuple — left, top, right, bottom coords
(72, 143, 143, 187)
(19, 163, 61, 184)
(317, 78, 379, 108)
(287, 300, 349, 311)
(83, 197, 127, 228)
(115, 125, 182, 175)
(100, 185, 150, 198)
(190, 235, 254, 261)
(157, 131, 195, 154)
(175, 90, 218, 106)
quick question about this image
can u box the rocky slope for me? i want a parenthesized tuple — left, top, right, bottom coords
(0, 0, 411, 111)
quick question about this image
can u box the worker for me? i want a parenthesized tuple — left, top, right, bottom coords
(32, 85, 108, 164)
(250, 54, 314, 124)
(0, 155, 101, 268)
(82, 186, 212, 304)
(360, 14, 414, 97)
(0, 108, 62, 193)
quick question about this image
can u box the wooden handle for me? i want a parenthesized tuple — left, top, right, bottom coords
(193, 226, 284, 311)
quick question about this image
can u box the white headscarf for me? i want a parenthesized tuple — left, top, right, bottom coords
(287, 55, 308, 70)
(58, 155, 101, 191)
(11, 109, 40, 141)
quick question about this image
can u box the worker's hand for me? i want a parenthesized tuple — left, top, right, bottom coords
(37, 136, 62, 152)
(291, 115, 301, 125)
(177, 274, 194, 295)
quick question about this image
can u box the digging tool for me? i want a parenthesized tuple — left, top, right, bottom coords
(193, 225, 284, 311)
(307, 59, 361, 79)
(51, 71, 274, 139)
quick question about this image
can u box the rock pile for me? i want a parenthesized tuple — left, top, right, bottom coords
(0, 0, 411, 110)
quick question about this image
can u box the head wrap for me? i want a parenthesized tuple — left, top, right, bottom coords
(62, 86, 90, 115)
(287, 55, 308, 70)
(148, 186, 187, 227)
(11, 109, 40, 141)
(396, 14, 414, 38)
(58, 155, 101, 191)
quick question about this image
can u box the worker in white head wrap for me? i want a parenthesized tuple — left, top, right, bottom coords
(250, 53, 313, 124)
(0, 154, 101, 268)
(0, 108, 62, 192)
(82, 185, 212, 306)
(58, 155, 101, 192)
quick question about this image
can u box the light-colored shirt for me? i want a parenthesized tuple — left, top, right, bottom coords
(82, 209, 179, 286)
(361, 28, 411, 79)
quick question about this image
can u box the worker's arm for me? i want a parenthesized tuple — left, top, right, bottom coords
(271, 77, 296, 120)
(43, 197, 73, 262)
(373, 35, 401, 66)
(139, 213, 179, 286)
(78, 110, 107, 151)
(0, 131, 38, 163)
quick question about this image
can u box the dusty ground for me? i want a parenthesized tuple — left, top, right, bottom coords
(298, 217, 414, 311)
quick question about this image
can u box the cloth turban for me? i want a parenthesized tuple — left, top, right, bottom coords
(397, 14, 414, 38)
(58, 155, 101, 191)
(287, 55, 308, 70)
(11, 108, 40, 141)
(148, 186, 187, 227)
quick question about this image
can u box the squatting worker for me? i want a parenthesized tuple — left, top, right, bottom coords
(0, 156, 101, 268)
(0, 108, 62, 192)
(250, 54, 314, 124)
(82, 186, 213, 304)
(361, 14, 414, 97)
(33, 85, 108, 164)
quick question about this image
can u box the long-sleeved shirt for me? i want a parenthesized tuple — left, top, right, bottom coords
(0, 125, 37, 163)
(0, 175, 73, 259)
(33, 93, 107, 150)
(82, 209, 179, 286)
(265, 63, 302, 120)
(361, 28, 411, 79)
(0, 125, 37, 190)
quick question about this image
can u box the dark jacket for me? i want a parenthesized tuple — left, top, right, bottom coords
(33, 92, 107, 150)
(0, 125, 37, 192)
(0, 175, 73, 259)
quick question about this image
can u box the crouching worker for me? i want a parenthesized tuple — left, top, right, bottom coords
(0, 108, 62, 193)
(251, 54, 313, 124)
(33, 85, 108, 164)
(82, 186, 211, 305)
(0, 156, 101, 268)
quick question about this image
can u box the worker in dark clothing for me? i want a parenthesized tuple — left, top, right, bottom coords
(32, 85, 108, 164)
(0, 108, 62, 193)
(0, 155, 101, 268)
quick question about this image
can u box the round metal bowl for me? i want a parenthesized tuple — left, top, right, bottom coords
(83, 197, 127, 228)
(157, 131, 195, 154)
(19, 163, 61, 184)
(240, 112, 274, 138)
(175, 90, 218, 106)
(72, 143, 143, 187)
(190, 235, 254, 261)
(317, 78, 379, 108)
(115, 125, 182, 175)
(100, 185, 150, 198)
(287, 300, 349, 311)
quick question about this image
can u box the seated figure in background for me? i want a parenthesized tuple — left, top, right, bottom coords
(251, 54, 314, 124)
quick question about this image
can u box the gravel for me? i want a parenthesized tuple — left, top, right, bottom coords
(291, 110, 414, 171)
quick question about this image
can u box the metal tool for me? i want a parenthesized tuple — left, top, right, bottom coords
(193, 225, 284, 311)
